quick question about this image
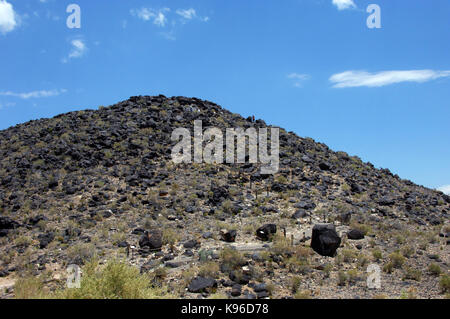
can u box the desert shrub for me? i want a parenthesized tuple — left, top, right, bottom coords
(383, 262, 394, 274)
(346, 269, 361, 284)
(220, 247, 246, 271)
(428, 263, 442, 276)
(338, 271, 348, 286)
(285, 257, 310, 274)
(402, 267, 422, 281)
(54, 259, 169, 299)
(294, 290, 311, 299)
(341, 249, 357, 263)
(401, 246, 415, 258)
(440, 274, 450, 293)
(14, 276, 46, 299)
(388, 252, 405, 269)
(162, 228, 181, 246)
(372, 248, 383, 261)
(270, 234, 292, 256)
(357, 254, 370, 268)
(290, 275, 302, 293)
(198, 262, 220, 279)
(14, 235, 33, 248)
(67, 243, 96, 264)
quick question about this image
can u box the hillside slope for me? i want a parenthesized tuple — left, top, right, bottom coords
(0, 95, 448, 299)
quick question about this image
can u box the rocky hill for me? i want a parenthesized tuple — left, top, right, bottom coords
(0, 95, 448, 299)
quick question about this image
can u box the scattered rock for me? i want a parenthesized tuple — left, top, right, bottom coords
(310, 223, 341, 257)
(188, 277, 217, 293)
(139, 230, 163, 251)
(347, 229, 365, 240)
(221, 229, 237, 243)
(256, 224, 277, 241)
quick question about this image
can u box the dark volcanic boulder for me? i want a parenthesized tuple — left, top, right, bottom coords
(310, 224, 341, 257)
(347, 229, 365, 240)
(38, 232, 55, 249)
(319, 162, 331, 171)
(231, 284, 242, 297)
(139, 230, 163, 251)
(0, 216, 20, 230)
(291, 209, 308, 219)
(27, 215, 48, 226)
(209, 186, 229, 205)
(183, 239, 200, 249)
(378, 196, 395, 206)
(188, 277, 217, 293)
(221, 229, 237, 242)
(256, 224, 277, 241)
(0, 216, 20, 237)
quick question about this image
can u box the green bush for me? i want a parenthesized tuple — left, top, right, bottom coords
(372, 248, 383, 261)
(440, 274, 450, 293)
(388, 252, 405, 269)
(14, 276, 46, 299)
(428, 263, 442, 276)
(402, 267, 422, 281)
(53, 259, 170, 299)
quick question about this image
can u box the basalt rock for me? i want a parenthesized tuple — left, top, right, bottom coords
(188, 277, 217, 293)
(256, 224, 277, 241)
(139, 230, 163, 251)
(310, 224, 341, 257)
(347, 229, 365, 240)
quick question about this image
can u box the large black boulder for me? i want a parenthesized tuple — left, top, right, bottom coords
(188, 277, 217, 293)
(310, 224, 341, 257)
(38, 232, 55, 249)
(0, 216, 20, 230)
(0, 216, 20, 237)
(139, 230, 163, 251)
(209, 186, 229, 205)
(256, 224, 277, 241)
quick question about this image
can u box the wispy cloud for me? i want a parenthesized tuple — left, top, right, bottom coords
(130, 7, 170, 27)
(0, 89, 67, 99)
(437, 185, 450, 195)
(332, 0, 356, 10)
(0, 0, 17, 34)
(130, 7, 209, 40)
(288, 73, 310, 88)
(176, 8, 196, 20)
(62, 39, 87, 63)
(329, 70, 450, 88)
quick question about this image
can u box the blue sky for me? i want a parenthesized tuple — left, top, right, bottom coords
(0, 0, 449, 192)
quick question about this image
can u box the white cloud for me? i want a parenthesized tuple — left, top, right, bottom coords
(62, 39, 87, 63)
(437, 185, 450, 195)
(176, 8, 196, 20)
(329, 70, 450, 88)
(69, 39, 86, 58)
(131, 8, 170, 27)
(0, 89, 67, 99)
(131, 7, 209, 30)
(288, 73, 310, 88)
(0, 0, 17, 34)
(332, 0, 356, 10)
